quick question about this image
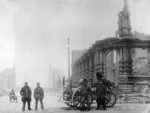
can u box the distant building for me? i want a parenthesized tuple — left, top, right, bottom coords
(48, 66, 64, 90)
(0, 66, 16, 90)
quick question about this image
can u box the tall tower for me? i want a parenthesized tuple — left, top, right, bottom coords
(118, 0, 132, 38)
(124, 0, 128, 10)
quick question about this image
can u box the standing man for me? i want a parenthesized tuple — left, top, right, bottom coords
(80, 79, 92, 111)
(34, 82, 44, 110)
(95, 72, 107, 110)
(20, 82, 32, 111)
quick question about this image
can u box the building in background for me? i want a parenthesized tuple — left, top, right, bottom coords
(0, 66, 16, 90)
(71, 50, 87, 83)
(48, 66, 64, 90)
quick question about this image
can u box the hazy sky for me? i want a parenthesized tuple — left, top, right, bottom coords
(0, 0, 150, 87)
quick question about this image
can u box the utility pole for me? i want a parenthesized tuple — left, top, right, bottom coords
(48, 64, 51, 89)
(52, 68, 56, 90)
(68, 38, 70, 78)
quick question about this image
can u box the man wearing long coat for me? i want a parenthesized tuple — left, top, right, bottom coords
(91, 72, 107, 110)
(20, 82, 32, 111)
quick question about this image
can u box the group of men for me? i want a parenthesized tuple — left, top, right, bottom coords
(80, 72, 110, 111)
(20, 82, 44, 111)
(19, 72, 110, 112)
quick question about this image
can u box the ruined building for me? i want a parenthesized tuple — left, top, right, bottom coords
(71, 0, 150, 91)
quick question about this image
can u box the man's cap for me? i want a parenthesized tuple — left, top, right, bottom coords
(96, 72, 103, 78)
(78, 78, 83, 84)
(83, 79, 88, 83)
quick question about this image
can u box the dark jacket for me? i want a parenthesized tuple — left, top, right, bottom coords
(102, 79, 112, 89)
(96, 82, 107, 98)
(20, 86, 32, 99)
(81, 85, 92, 96)
(91, 78, 112, 89)
(34, 87, 44, 99)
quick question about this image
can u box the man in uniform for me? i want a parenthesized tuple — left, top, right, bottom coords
(80, 79, 92, 111)
(95, 72, 107, 110)
(20, 82, 32, 111)
(34, 82, 44, 110)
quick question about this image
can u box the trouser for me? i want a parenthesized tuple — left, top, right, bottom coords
(22, 98, 31, 111)
(35, 98, 44, 110)
(80, 95, 90, 111)
(96, 97, 106, 110)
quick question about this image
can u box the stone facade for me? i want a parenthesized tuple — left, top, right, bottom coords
(72, 50, 87, 64)
(71, 0, 150, 92)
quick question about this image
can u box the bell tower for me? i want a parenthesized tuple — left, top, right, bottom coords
(118, 0, 132, 38)
(118, 0, 133, 88)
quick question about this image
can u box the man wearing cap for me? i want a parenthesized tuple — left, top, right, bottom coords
(20, 82, 32, 111)
(95, 72, 107, 110)
(80, 79, 92, 111)
(34, 82, 44, 110)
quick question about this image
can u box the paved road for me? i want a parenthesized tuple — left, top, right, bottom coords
(0, 93, 149, 113)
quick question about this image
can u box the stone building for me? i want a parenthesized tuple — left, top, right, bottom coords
(71, 0, 150, 91)
(72, 50, 87, 64)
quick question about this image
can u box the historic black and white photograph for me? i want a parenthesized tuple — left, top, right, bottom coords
(0, 0, 150, 113)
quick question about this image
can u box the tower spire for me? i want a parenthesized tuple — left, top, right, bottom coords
(124, 0, 128, 10)
(117, 0, 132, 38)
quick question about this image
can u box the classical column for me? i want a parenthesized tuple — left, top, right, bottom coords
(148, 48, 150, 75)
(85, 59, 87, 77)
(99, 50, 104, 74)
(119, 46, 133, 84)
(81, 62, 84, 76)
(87, 58, 89, 78)
(103, 51, 107, 78)
(94, 51, 99, 72)
(89, 56, 92, 78)
(97, 50, 100, 71)
(91, 54, 95, 77)
(79, 63, 82, 77)
(115, 50, 119, 85)
(100, 51, 103, 63)
(119, 48, 123, 61)
(119, 47, 126, 82)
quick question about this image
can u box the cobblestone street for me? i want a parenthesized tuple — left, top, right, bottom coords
(0, 93, 149, 113)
